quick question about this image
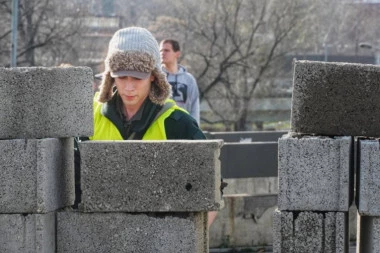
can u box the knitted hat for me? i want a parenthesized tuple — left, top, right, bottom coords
(98, 27, 171, 105)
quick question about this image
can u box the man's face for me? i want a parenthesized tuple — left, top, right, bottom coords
(114, 75, 154, 113)
(160, 42, 180, 65)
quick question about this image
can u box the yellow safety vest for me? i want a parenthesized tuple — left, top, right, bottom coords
(90, 96, 185, 140)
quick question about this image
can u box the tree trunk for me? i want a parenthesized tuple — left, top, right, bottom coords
(234, 107, 248, 131)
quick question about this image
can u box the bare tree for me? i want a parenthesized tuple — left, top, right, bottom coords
(333, 2, 380, 55)
(0, 1, 13, 66)
(151, 0, 308, 130)
(0, 0, 87, 67)
(291, 0, 380, 56)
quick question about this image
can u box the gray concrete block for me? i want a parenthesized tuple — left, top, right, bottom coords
(278, 135, 353, 211)
(0, 212, 55, 253)
(291, 60, 380, 137)
(273, 209, 348, 253)
(78, 140, 223, 212)
(324, 212, 348, 253)
(57, 211, 207, 253)
(357, 139, 380, 216)
(0, 67, 93, 139)
(357, 215, 380, 253)
(273, 209, 294, 252)
(0, 138, 74, 213)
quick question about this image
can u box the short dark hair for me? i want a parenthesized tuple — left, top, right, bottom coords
(160, 39, 181, 52)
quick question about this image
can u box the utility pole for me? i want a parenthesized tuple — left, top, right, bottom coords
(11, 0, 19, 67)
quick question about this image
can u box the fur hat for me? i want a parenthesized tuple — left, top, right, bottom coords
(98, 27, 171, 105)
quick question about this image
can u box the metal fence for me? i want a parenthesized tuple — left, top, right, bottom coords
(205, 131, 287, 179)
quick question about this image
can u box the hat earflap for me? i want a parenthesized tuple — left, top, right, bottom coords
(98, 72, 114, 103)
(149, 68, 172, 105)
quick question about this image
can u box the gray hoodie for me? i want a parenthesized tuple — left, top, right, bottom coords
(162, 65, 200, 124)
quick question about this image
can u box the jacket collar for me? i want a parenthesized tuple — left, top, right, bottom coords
(101, 91, 162, 139)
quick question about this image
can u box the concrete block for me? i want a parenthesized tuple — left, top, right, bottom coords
(0, 212, 55, 253)
(78, 140, 223, 212)
(0, 67, 93, 139)
(278, 135, 353, 211)
(57, 211, 207, 253)
(273, 209, 294, 252)
(0, 138, 74, 213)
(291, 60, 380, 137)
(357, 139, 380, 215)
(273, 209, 348, 253)
(357, 215, 380, 253)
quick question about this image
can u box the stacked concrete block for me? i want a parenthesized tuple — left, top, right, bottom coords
(273, 210, 347, 253)
(0, 138, 74, 213)
(78, 141, 222, 212)
(0, 66, 219, 252)
(356, 215, 380, 253)
(357, 140, 380, 216)
(274, 135, 352, 252)
(0, 213, 55, 252)
(0, 67, 93, 252)
(57, 212, 208, 253)
(0, 67, 93, 139)
(278, 135, 353, 212)
(291, 60, 380, 137)
(356, 139, 380, 252)
(272, 60, 380, 252)
(57, 140, 223, 252)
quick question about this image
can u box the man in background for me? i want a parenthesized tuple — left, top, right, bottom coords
(159, 39, 200, 124)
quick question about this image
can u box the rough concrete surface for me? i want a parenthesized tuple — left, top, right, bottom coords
(57, 211, 207, 253)
(273, 210, 348, 253)
(357, 215, 380, 253)
(79, 140, 223, 212)
(0, 138, 74, 213)
(357, 139, 380, 216)
(0, 212, 55, 253)
(0, 67, 93, 139)
(278, 135, 353, 211)
(291, 60, 380, 137)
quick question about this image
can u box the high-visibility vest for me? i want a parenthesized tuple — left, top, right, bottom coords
(90, 97, 185, 140)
